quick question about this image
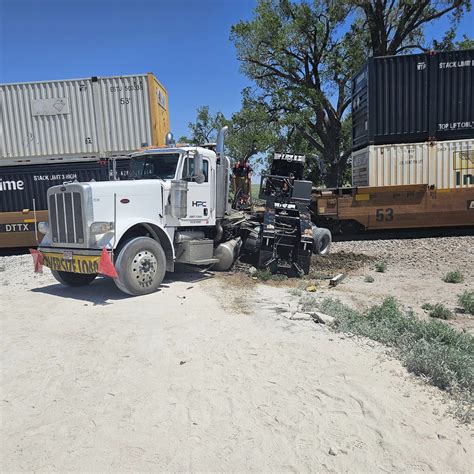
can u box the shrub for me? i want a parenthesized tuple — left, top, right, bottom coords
(254, 270, 272, 281)
(320, 297, 474, 396)
(288, 288, 303, 297)
(458, 290, 474, 315)
(375, 261, 387, 273)
(255, 270, 287, 282)
(300, 295, 318, 312)
(364, 275, 374, 283)
(422, 303, 453, 320)
(443, 270, 464, 284)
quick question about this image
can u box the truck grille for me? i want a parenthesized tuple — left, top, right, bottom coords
(49, 192, 85, 244)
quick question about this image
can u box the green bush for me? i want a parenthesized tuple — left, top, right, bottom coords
(254, 270, 272, 281)
(300, 295, 318, 312)
(364, 275, 375, 283)
(458, 290, 474, 315)
(443, 270, 464, 284)
(374, 261, 387, 273)
(320, 297, 474, 395)
(422, 303, 453, 320)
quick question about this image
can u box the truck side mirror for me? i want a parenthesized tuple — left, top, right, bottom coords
(193, 152, 205, 184)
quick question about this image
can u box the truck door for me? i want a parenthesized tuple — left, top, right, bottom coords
(180, 155, 213, 226)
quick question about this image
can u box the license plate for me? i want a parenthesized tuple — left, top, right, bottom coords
(43, 252, 101, 274)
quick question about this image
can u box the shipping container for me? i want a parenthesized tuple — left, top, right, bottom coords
(0, 159, 130, 247)
(352, 49, 474, 149)
(352, 139, 474, 189)
(0, 73, 169, 166)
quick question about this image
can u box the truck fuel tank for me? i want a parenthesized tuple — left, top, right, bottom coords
(213, 237, 242, 271)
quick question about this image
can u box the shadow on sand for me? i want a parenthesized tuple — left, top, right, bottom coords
(30, 264, 215, 306)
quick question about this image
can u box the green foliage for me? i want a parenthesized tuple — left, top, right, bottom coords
(227, 1, 470, 187)
(254, 269, 272, 281)
(231, 0, 366, 186)
(226, 88, 279, 165)
(299, 295, 318, 312)
(254, 269, 287, 282)
(374, 261, 387, 273)
(364, 275, 374, 283)
(422, 303, 453, 320)
(187, 106, 226, 145)
(443, 270, 464, 284)
(354, 1, 472, 56)
(321, 297, 474, 397)
(458, 290, 474, 315)
(455, 34, 474, 49)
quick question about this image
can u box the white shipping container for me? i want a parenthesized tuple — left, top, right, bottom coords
(352, 139, 474, 189)
(0, 74, 169, 166)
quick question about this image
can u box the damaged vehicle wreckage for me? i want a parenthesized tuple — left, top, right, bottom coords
(31, 127, 332, 296)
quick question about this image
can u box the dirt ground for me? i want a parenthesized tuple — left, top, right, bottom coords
(229, 235, 474, 333)
(0, 239, 473, 472)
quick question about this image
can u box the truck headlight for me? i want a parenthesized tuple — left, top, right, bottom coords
(38, 221, 49, 234)
(90, 221, 114, 234)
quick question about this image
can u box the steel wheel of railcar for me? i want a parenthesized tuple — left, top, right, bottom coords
(51, 270, 97, 287)
(114, 237, 166, 296)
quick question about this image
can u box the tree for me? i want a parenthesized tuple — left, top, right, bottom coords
(185, 91, 278, 166)
(433, 33, 474, 50)
(226, 88, 279, 164)
(231, 0, 366, 186)
(353, 0, 471, 55)
(188, 106, 226, 144)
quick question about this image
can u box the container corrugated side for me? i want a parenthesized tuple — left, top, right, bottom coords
(0, 159, 130, 212)
(430, 49, 474, 141)
(352, 139, 474, 189)
(0, 74, 169, 165)
(370, 53, 430, 145)
(352, 49, 474, 150)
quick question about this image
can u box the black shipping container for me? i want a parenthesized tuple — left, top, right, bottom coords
(0, 159, 130, 213)
(352, 49, 474, 149)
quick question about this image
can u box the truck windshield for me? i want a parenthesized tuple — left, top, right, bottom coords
(129, 153, 180, 180)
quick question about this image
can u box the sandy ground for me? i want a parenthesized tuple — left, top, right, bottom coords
(1, 253, 473, 472)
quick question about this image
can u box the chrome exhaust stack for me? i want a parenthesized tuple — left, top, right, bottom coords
(215, 126, 230, 219)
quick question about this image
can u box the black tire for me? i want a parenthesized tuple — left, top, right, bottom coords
(114, 237, 166, 296)
(51, 270, 97, 287)
(313, 227, 332, 256)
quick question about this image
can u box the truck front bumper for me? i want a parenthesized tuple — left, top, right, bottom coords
(36, 247, 105, 275)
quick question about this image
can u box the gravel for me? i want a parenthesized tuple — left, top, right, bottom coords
(331, 236, 474, 276)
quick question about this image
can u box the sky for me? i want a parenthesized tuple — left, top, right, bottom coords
(0, 0, 472, 141)
(0, 0, 255, 139)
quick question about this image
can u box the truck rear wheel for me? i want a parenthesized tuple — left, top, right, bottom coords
(114, 237, 166, 296)
(51, 270, 97, 287)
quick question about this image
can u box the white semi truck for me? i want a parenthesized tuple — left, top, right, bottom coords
(37, 128, 330, 295)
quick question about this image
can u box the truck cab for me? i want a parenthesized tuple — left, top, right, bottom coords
(38, 129, 237, 295)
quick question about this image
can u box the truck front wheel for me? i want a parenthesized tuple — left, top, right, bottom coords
(114, 237, 166, 296)
(51, 270, 97, 287)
